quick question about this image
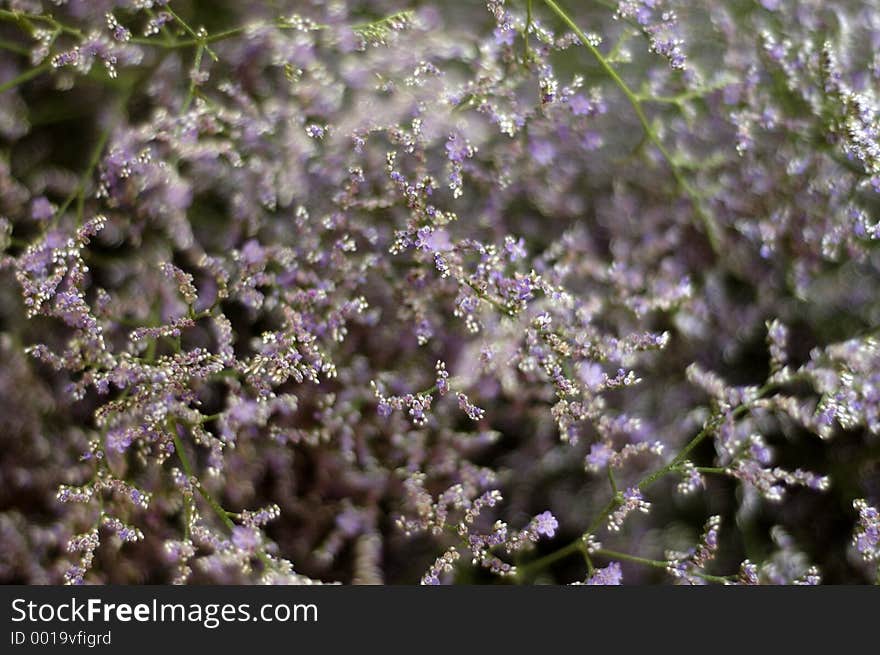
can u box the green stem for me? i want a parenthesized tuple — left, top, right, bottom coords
(76, 129, 111, 224)
(53, 86, 131, 227)
(171, 419, 274, 570)
(523, 0, 533, 63)
(607, 466, 618, 494)
(636, 421, 714, 489)
(0, 9, 83, 37)
(0, 37, 30, 56)
(164, 5, 218, 61)
(692, 466, 727, 475)
(144, 7, 177, 47)
(522, 381, 783, 579)
(540, 0, 721, 253)
(0, 61, 51, 93)
(606, 27, 635, 63)
(593, 548, 733, 584)
(462, 278, 516, 317)
(519, 539, 583, 575)
(635, 78, 734, 105)
(170, 419, 234, 531)
(181, 42, 205, 113)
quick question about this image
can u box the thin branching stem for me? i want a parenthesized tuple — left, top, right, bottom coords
(540, 0, 722, 253)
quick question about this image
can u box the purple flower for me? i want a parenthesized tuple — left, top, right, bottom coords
(585, 562, 623, 585)
(376, 401, 392, 418)
(232, 526, 261, 552)
(240, 239, 267, 266)
(853, 500, 880, 561)
(528, 139, 556, 166)
(585, 442, 614, 471)
(30, 196, 54, 221)
(228, 400, 260, 425)
(305, 124, 326, 139)
(493, 27, 515, 47)
(578, 362, 605, 390)
(569, 94, 602, 117)
(445, 133, 473, 163)
(534, 511, 559, 538)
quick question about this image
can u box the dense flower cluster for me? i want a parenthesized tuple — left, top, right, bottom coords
(0, 0, 878, 585)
